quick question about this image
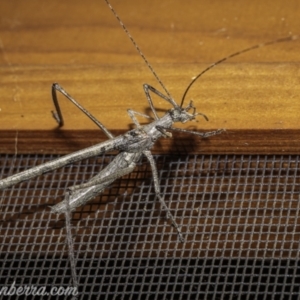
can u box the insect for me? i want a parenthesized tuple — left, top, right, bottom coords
(0, 0, 297, 244)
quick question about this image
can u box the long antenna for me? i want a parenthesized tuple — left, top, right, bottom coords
(105, 0, 174, 101)
(180, 35, 298, 107)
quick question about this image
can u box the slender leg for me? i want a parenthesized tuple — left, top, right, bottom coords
(63, 191, 79, 289)
(143, 150, 184, 242)
(52, 83, 114, 139)
(153, 125, 172, 138)
(127, 109, 154, 128)
(156, 125, 224, 138)
(143, 84, 178, 120)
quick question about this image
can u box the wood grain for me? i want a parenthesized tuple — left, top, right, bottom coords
(0, 0, 299, 154)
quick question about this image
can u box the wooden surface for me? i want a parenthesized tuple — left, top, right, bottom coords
(0, 0, 299, 154)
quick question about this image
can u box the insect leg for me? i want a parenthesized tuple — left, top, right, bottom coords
(143, 84, 178, 120)
(127, 109, 154, 128)
(156, 125, 224, 138)
(63, 191, 79, 290)
(143, 150, 184, 242)
(52, 83, 114, 139)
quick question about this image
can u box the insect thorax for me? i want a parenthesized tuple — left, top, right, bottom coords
(116, 128, 154, 153)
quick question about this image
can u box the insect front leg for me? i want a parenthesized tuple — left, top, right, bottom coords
(143, 150, 184, 242)
(52, 83, 114, 139)
(143, 84, 178, 120)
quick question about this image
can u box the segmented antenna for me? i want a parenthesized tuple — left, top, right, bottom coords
(105, 0, 174, 102)
(180, 35, 298, 107)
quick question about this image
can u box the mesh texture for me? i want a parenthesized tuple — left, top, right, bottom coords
(0, 153, 299, 300)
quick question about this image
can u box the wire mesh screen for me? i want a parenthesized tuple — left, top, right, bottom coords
(0, 153, 299, 299)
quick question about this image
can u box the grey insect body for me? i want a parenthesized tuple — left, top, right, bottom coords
(0, 80, 221, 242)
(0, 0, 295, 242)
